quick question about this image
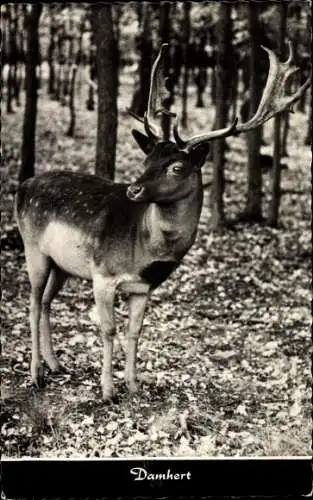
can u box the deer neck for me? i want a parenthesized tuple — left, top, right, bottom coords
(143, 173, 203, 257)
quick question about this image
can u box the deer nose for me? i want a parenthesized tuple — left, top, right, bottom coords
(127, 184, 144, 199)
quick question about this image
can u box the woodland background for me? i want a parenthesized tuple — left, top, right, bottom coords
(1, 1, 311, 457)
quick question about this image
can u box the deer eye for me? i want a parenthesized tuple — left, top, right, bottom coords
(169, 162, 184, 175)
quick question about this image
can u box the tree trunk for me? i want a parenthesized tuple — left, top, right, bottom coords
(7, 66, 14, 113)
(76, 18, 85, 96)
(130, 5, 153, 117)
(281, 111, 289, 157)
(298, 7, 310, 113)
(66, 65, 77, 137)
(19, 4, 42, 184)
(159, 2, 171, 141)
(210, 3, 232, 230)
(91, 5, 118, 180)
(268, 3, 287, 227)
(210, 30, 217, 106)
(56, 32, 65, 102)
(181, 3, 191, 128)
(48, 6, 56, 96)
(86, 36, 96, 111)
(12, 4, 21, 107)
(112, 5, 121, 95)
(304, 94, 312, 145)
(6, 5, 14, 113)
(241, 4, 263, 222)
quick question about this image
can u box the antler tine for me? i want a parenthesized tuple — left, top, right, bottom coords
(127, 108, 144, 124)
(173, 117, 239, 151)
(144, 43, 175, 141)
(173, 41, 311, 151)
(284, 39, 294, 65)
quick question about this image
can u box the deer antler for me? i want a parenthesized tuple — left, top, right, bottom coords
(128, 43, 176, 141)
(173, 41, 311, 151)
(235, 41, 310, 132)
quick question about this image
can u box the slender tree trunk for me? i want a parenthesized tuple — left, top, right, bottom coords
(159, 2, 171, 140)
(298, 7, 310, 113)
(18, 7, 27, 97)
(48, 6, 56, 96)
(19, 4, 42, 184)
(210, 30, 217, 106)
(61, 35, 69, 107)
(66, 65, 77, 137)
(76, 18, 85, 96)
(268, 3, 287, 227)
(281, 111, 289, 157)
(304, 99, 312, 145)
(113, 5, 121, 95)
(86, 82, 95, 110)
(1, 6, 8, 94)
(86, 38, 96, 111)
(242, 4, 263, 222)
(130, 4, 153, 116)
(12, 4, 21, 107)
(7, 66, 14, 113)
(230, 49, 239, 123)
(91, 5, 118, 180)
(56, 33, 65, 102)
(181, 3, 191, 128)
(211, 3, 232, 230)
(6, 5, 14, 113)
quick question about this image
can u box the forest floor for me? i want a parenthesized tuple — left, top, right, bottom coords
(1, 71, 311, 457)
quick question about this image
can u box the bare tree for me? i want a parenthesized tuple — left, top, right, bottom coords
(181, 3, 191, 128)
(48, 5, 57, 96)
(66, 65, 77, 137)
(304, 94, 312, 146)
(6, 5, 14, 113)
(19, 4, 42, 184)
(210, 3, 232, 230)
(86, 37, 96, 111)
(241, 3, 264, 222)
(90, 4, 118, 180)
(267, 3, 288, 226)
(12, 4, 22, 107)
(55, 25, 66, 102)
(129, 4, 153, 116)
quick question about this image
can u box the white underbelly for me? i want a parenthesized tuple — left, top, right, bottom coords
(39, 221, 93, 279)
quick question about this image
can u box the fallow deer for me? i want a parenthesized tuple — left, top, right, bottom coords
(15, 43, 310, 401)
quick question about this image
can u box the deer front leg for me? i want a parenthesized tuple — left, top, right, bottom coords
(125, 290, 149, 394)
(93, 274, 117, 401)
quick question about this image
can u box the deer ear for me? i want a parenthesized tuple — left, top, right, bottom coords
(132, 130, 156, 155)
(189, 143, 210, 169)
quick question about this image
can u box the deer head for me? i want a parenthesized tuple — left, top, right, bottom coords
(127, 44, 210, 203)
(128, 41, 311, 203)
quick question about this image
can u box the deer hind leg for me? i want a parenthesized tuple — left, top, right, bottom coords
(92, 274, 117, 401)
(125, 291, 149, 394)
(41, 266, 67, 372)
(25, 247, 52, 387)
